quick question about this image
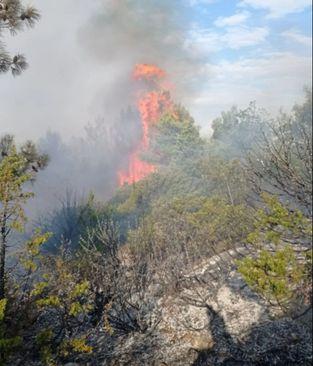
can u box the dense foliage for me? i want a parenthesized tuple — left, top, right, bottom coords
(0, 89, 312, 364)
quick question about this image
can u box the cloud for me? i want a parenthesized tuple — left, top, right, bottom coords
(1, 0, 310, 144)
(239, 0, 311, 18)
(214, 11, 250, 27)
(282, 30, 312, 47)
(185, 25, 269, 56)
(184, 51, 312, 128)
(224, 26, 269, 49)
(188, 0, 216, 6)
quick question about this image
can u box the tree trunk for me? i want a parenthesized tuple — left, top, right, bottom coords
(0, 218, 7, 299)
(225, 180, 234, 206)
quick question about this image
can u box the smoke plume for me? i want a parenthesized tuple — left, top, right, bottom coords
(25, 0, 205, 217)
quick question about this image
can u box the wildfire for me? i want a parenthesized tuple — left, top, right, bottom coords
(118, 64, 173, 186)
(133, 63, 166, 81)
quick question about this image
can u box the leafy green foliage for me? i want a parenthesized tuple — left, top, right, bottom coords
(0, 90, 311, 364)
(0, 152, 33, 231)
(128, 195, 254, 263)
(28, 254, 93, 365)
(149, 105, 204, 167)
(238, 246, 307, 310)
(0, 135, 48, 299)
(0, 299, 22, 366)
(247, 193, 312, 247)
(60, 337, 92, 358)
(211, 102, 269, 158)
(193, 156, 248, 204)
(41, 192, 117, 252)
(35, 328, 55, 366)
(20, 230, 52, 272)
(237, 194, 312, 313)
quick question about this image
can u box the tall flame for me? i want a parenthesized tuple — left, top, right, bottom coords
(118, 64, 172, 186)
(133, 63, 166, 81)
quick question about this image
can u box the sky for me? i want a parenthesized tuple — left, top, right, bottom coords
(0, 0, 312, 140)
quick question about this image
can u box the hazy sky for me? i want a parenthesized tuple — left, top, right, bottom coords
(0, 0, 312, 141)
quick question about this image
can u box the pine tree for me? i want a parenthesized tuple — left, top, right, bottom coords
(0, 0, 40, 75)
(0, 135, 48, 298)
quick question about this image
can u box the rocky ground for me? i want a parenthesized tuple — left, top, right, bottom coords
(14, 248, 312, 366)
(84, 248, 312, 365)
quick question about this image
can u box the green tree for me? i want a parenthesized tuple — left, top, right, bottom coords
(194, 156, 249, 205)
(128, 195, 254, 265)
(0, 0, 40, 75)
(247, 89, 312, 215)
(237, 193, 312, 315)
(211, 102, 269, 159)
(0, 135, 48, 298)
(148, 105, 204, 167)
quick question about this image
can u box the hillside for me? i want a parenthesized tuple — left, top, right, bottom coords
(1, 90, 312, 365)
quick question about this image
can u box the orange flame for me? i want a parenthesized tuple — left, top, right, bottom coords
(133, 63, 166, 81)
(118, 64, 173, 186)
